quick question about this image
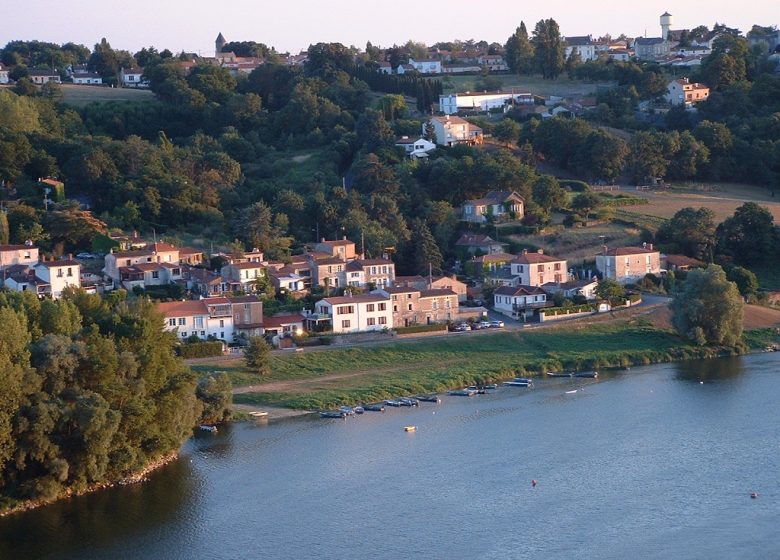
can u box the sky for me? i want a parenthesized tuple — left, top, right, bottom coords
(3, 0, 776, 56)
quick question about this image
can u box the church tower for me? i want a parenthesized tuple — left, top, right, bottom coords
(660, 12, 673, 41)
(215, 32, 227, 55)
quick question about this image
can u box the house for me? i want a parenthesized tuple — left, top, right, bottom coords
(510, 249, 568, 287)
(462, 191, 525, 223)
(0, 244, 40, 270)
(71, 72, 102, 85)
(439, 91, 532, 115)
(378, 286, 421, 328)
(178, 247, 204, 266)
(469, 252, 516, 277)
(312, 237, 357, 260)
(267, 267, 306, 293)
(441, 63, 482, 74)
(378, 62, 392, 74)
(115, 262, 183, 290)
(747, 28, 780, 52)
(394, 274, 468, 303)
(542, 279, 599, 301)
(407, 58, 442, 74)
(634, 37, 670, 60)
(346, 258, 395, 289)
(417, 289, 459, 324)
(493, 285, 548, 320)
(28, 69, 61, 85)
(608, 49, 632, 62)
(661, 254, 706, 272)
(314, 294, 392, 333)
(185, 266, 225, 296)
(395, 137, 436, 159)
(665, 78, 709, 106)
(119, 67, 148, 88)
(308, 256, 346, 289)
(230, 295, 264, 339)
(596, 244, 661, 284)
(220, 262, 268, 292)
(477, 54, 508, 71)
(3, 266, 51, 297)
(104, 242, 184, 289)
(158, 298, 234, 342)
(455, 233, 507, 255)
(0, 64, 9, 84)
(424, 115, 483, 147)
(564, 35, 598, 61)
(262, 313, 305, 336)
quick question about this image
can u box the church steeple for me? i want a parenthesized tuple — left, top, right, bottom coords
(215, 32, 227, 54)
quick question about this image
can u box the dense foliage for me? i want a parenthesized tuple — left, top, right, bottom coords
(0, 289, 209, 508)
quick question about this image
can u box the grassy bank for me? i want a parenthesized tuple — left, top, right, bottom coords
(219, 321, 777, 411)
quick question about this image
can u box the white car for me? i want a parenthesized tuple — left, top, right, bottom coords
(477, 321, 492, 330)
(490, 320, 504, 328)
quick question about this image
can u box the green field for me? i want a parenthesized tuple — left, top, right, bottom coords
(203, 322, 751, 410)
(58, 84, 156, 106)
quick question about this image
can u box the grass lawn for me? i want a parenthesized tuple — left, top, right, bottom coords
(437, 74, 613, 98)
(222, 321, 734, 410)
(58, 84, 156, 107)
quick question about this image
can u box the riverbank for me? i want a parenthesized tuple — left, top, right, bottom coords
(222, 320, 780, 411)
(0, 452, 179, 518)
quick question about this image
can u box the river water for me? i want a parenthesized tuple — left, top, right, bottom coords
(2, 353, 779, 560)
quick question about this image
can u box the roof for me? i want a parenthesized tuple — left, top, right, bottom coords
(121, 67, 144, 74)
(512, 252, 565, 264)
(229, 262, 266, 270)
(601, 246, 659, 256)
(0, 244, 36, 251)
(230, 295, 261, 303)
(636, 37, 667, 45)
(179, 247, 203, 256)
(433, 115, 471, 125)
(394, 275, 427, 285)
(664, 254, 706, 268)
(313, 257, 346, 266)
(110, 242, 178, 258)
(380, 286, 420, 295)
(317, 239, 354, 247)
(494, 285, 547, 296)
(456, 234, 501, 247)
(356, 258, 393, 266)
(565, 36, 593, 46)
(28, 69, 59, 76)
(419, 289, 457, 298)
(37, 259, 80, 268)
(319, 294, 389, 305)
(262, 314, 305, 328)
(465, 191, 524, 207)
(472, 252, 515, 264)
(157, 300, 208, 317)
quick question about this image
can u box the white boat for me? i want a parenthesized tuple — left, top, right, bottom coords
(199, 425, 218, 433)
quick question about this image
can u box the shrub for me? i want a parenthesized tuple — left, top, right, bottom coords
(559, 179, 590, 192)
(395, 324, 448, 335)
(177, 340, 224, 359)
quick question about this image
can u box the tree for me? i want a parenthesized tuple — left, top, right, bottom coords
(627, 131, 668, 183)
(493, 119, 521, 147)
(532, 175, 567, 212)
(0, 212, 8, 245)
(596, 279, 625, 305)
(505, 22, 534, 75)
(715, 202, 777, 266)
(531, 19, 565, 79)
(726, 266, 759, 297)
(244, 336, 271, 375)
(196, 374, 232, 424)
(410, 218, 443, 276)
(656, 207, 716, 261)
(671, 264, 744, 346)
(565, 48, 582, 79)
(423, 121, 437, 144)
(571, 192, 601, 217)
(574, 129, 629, 182)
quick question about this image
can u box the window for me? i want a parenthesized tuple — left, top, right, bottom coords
(378, 302, 387, 311)
(181, 332, 187, 337)
(367, 317, 376, 326)
(393, 305, 398, 312)
(367, 304, 375, 312)
(554, 263, 561, 271)
(408, 303, 413, 311)
(168, 318, 176, 326)
(57, 270, 63, 278)
(341, 320, 351, 329)
(378, 317, 387, 325)
(194, 317, 204, 329)
(219, 332, 224, 338)
(337, 305, 355, 315)
(152, 271, 159, 279)
(219, 320, 224, 328)
(407, 293, 412, 299)
(537, 265, 544, 272)
(200, 331, 205, 336)
(147, 257, 152, 263)
(178, 318, 186, 326)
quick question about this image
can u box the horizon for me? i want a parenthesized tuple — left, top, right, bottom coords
(3, 1, 777, 58)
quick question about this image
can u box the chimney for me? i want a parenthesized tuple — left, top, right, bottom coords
(537, 249, 544, 254)
(648, 243, 653, 251)
(642, 242, 647, 249)
(522, 249, 528, 255)
(343, 235, 347, 240)
(603, 245, 608, 255)
(67, 253, 73, 260)
(321, 237, 325, 243)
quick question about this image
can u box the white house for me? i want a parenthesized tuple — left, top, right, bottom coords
(221, 262, 269, 292)
(104, 242, 184, 289)
(378, 62, 392, 74)
(665, 78, 710, 106)
(28, 69, 61, 85)
(119, 67, 148, 87)
(493, 285, 548, 320)
(0, 64, 9, 84)
(315, 294, 392, 333)
(596, 245, 661, 284)
(510, 250, 568, 287)
(439, 91, 533, 115)
(394, 137, 436, 159)
(158, 298, 234, 341)
(424, 115, 483, 147)
(0, 244, 39, 269)
(564, 36, 598, 61)
(34, 259, 81, 298)
(462, 191, 524, 223)
(72, 72, 103, 85)
(407, 58, 442, 74)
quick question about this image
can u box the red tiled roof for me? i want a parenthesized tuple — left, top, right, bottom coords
(320, 294, 389, 305)
(494, 285, 546, 296)
(262, 314, 305, 328)
(512, 252, 565, 264)
(419, 289, 457, 298)
(601, 247, 658, 256)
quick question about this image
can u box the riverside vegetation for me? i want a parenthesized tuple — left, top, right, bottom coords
(0, 289, 231, 514)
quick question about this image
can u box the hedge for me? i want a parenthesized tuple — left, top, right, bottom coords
(598, 195, 649, 207)
(541, 304, 597, 316)
(177, 340, 225, 358)
(395, 324, 448, 335)
(559, 179, 590, 192)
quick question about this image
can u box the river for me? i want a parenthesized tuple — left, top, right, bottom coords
(2, 353, 779, 560)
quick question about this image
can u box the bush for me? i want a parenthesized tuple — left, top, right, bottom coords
(559, 179, 590, 192)
(177, 340, 224, 358)
(395, 324, 448, 335)
(542, 303, 597, 316)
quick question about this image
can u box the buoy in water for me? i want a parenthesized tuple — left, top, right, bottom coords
(751, 492, 758, 499)
(532, 479, 537, 488)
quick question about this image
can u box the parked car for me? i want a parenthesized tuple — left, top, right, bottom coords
(476, 321, 492, 330)
(489, 320, 505, 328)
(452, 323, 471, 332)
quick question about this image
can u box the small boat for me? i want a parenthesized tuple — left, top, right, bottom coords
(198, 425, 218, 433)
(364, 404, 386, 412)
(466, 386, 486, 394)
(751, 491, 759, 499)
(546, 372, 573, 378)
(502, 381, 531, 387)
(513, 377, 533, 384)
(565, 390, 578, 394)
(384, 400, 403, 407)
(320, 411, 346, 419)
(484, 384, 498, 390)
(574, 371, 598, 378)
(339, 406, 356, 416)
(248, 411, 268, 418)
(448, 389, 477, 397)
(398, 397, 420, 407)
(404, 426, 417, 432)
(416, 395, 441, 403)
(353, 406, 365, 414)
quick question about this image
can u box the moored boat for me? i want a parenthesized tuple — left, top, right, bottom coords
(416, 395, 441, 403)
(198, 425, 218, 433)
(384, 399, 403, 407)
(502, 380, 531, 387)
(573, 371, 598, 378)
(404, 426, 417, 432)
(364, 403, 386, 412)
(448, 388, 477, 397)
(546, 372, 573, 378)
(320, 411, 347, 419)
(353, 406, 365, 414)
(339, 406, 356, 416)
(484, 384, 498, 390)
(398, 397, 420, 407)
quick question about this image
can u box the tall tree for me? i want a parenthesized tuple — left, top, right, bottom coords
(410, 218, 443, 276)
(715, 202, 777, 266)
(531, 19, 565, 79)
(657, 207, 716, 262)
(671, 265, 743, 347)
(0, 211, 9, 245)
(505, 22, 534, 75)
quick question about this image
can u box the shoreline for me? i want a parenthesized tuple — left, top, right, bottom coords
(0, 452, 179, 518)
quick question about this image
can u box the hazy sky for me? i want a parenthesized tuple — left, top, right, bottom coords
(3, 1, 776, 56)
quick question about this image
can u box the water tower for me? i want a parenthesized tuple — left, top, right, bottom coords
(660, 12, 673, 40)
